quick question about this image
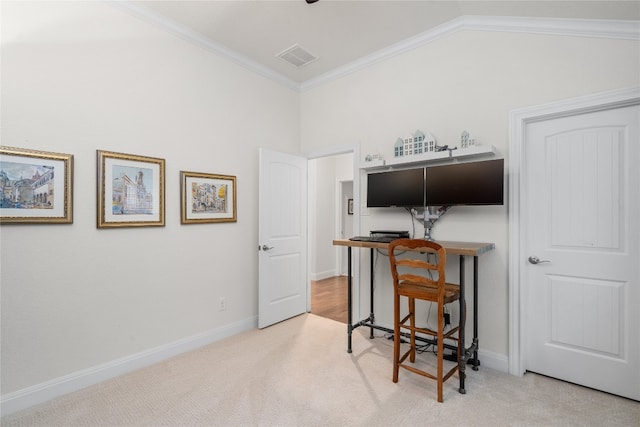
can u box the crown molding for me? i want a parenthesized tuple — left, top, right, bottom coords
(107, 2, 639, 93)
(464, 15, 640, 40)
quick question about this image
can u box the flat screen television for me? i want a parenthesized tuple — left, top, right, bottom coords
(425, 158, 504, 206)
(367, 167, 425, 207)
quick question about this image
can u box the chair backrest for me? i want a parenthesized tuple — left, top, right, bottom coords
(388, 239, 447, 297)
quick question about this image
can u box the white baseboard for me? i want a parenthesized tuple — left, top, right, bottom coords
(0, 316, 257, 417)
(476, 348, 509, 373)
(310, 269, 336, 281)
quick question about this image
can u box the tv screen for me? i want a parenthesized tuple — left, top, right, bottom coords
(367, 168, 425, 207)
(425, 158, 504, 206)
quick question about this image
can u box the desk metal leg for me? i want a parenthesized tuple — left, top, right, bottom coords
(458, 255, 467, 394)
(369, 248, 375, 339)
(347, 246, 353, 353)
(471, 256, 480, 371)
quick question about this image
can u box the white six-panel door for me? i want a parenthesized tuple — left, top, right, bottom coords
(524, 104, 639, 400)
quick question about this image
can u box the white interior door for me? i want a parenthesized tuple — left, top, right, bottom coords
(524, 104, 639, 400)
(258, 149, 308, 328)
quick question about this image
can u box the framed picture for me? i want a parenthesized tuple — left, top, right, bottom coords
(180, 171, 237, 224)
(348, 198, 354, 215)
(97, 150, 165, 228)
(0, 146, 74, 224)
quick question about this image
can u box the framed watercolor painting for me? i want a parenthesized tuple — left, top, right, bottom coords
(97, 150, 165, 228)
(180, 171, 237, 224)
(0, 146, 74, 224)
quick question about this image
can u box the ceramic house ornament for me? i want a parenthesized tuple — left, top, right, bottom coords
(408, 130, 425, 155)
(393, 138, 405, 157)
(394, 129, 437, 157)
(423, 131, 437, 153)
(365, 152, 383, 162)
(460, 130, 476, 149)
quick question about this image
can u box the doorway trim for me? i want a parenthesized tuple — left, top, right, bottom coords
(305, 144, 361, 320)
(508, 86, 640, 376)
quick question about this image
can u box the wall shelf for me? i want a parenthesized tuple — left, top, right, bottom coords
(361, 145, 496, 171)
(361, 158, 386, 169)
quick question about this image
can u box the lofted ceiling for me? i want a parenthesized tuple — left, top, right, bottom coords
(123, 1, 640, 88)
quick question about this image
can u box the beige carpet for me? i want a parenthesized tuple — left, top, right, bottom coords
(2, 313, 638, 426)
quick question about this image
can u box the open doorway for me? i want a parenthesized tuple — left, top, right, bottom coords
(308, 152, 355, 324)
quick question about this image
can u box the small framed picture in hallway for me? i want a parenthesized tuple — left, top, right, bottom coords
(180, 171, 237, 224)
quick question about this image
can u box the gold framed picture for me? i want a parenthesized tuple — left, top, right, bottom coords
(0, 146, 74, 224)
(180, 171, 237, 224)
(97, 150, 165, 228)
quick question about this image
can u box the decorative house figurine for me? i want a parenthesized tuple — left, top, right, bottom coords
(408, 129, 424, 155)
(393, 138, 404, 157)
(394, 129, 437, 157)
(365, 153, 383, 162)
(460, 130, 476, 149)
(424, 131, 437, 152)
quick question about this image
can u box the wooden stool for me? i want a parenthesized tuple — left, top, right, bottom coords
(388, 239, 462, 402)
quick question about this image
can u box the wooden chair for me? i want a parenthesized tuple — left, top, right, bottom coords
(388, 238, 462, 402)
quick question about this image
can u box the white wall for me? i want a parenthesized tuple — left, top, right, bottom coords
(308, 157, 336, 280)
(0, 0, 299, 402)
(300, 29, 640, 360)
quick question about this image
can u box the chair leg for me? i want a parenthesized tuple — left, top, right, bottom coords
(437, 301, 444, 403)
(393, 293, 400, 383)
(409, 297, 416, 363)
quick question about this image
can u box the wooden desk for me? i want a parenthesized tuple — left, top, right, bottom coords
(333, 238, 495, 394)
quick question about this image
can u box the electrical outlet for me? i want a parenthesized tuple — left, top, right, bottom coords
(219, 297, 226, 311)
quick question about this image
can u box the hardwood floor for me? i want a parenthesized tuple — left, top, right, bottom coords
(311, 276, 348, 324)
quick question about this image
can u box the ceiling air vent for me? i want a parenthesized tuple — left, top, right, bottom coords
(276, 44, 318, 68)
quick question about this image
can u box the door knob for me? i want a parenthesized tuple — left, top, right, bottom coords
(528, 255, 551, 264)
(261, 245, 274, 251)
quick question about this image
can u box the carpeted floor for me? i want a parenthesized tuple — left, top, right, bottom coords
(2, 313, 638, 426)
